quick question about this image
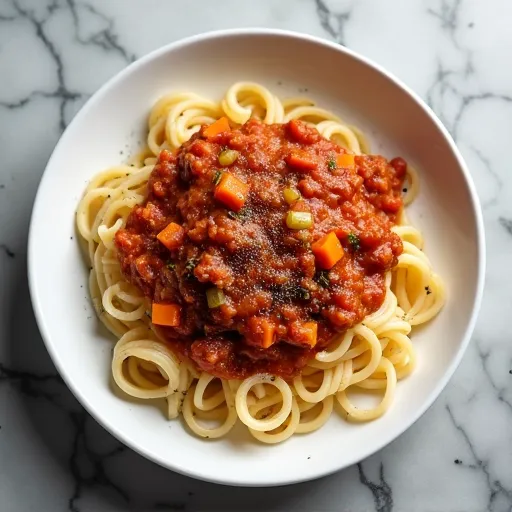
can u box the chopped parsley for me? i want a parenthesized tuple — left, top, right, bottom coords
(228, 207, 250, 222)
(316, 270, 330, 288)
(327, 159, 336, 171)
(212, 170, 223, 185)
(347, 232, 360, 251)
(166, 261, 176, 271)
(270, 283, 311, 302)
(185, 258, 198, 278)
(297, 287, 311, 300)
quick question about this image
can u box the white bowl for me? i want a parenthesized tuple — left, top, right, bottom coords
(28, 29, 485, 486)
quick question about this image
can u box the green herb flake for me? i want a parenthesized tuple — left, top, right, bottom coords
(298, 287, 311, 300)
(212, 170, 223, 185)
(185, 257, 198, 278)
(166, 261, 176, 271)
(327, 159, 336, 171)
(317, 270, 330, 288)
(347, 232, 360, 251)
(227, 207, 250, 222)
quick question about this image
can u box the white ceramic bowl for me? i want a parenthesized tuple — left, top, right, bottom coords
(28, 29, 485, 486)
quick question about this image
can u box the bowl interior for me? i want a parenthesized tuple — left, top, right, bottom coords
(29, 30, 483, 486)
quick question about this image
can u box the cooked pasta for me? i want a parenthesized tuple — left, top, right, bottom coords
(76, 81, 445, 443)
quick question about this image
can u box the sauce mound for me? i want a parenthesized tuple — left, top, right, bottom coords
(115, 119, 405, 379)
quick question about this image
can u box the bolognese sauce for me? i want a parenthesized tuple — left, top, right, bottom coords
(115, 119, 405, 380)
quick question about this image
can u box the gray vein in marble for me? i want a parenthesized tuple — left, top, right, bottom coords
(0, 0, 134, 132)
(5, 0, 84, 131)
(0, 362, 62, 405)
(0, 361, 129, 512)
(477, 341, 512, 415)
(425, 60, 456, 130)
(498, 217, 512, 236)
(427, 87, 509, 212)
(428, 0, 475, 80)
(451, 92, 512, 142)
(471, 146, 503, 208)
(428, 0, 466, 53)
(66, 0, 135, 64)
(446, 404, 512, 511)
(425, 0, 512, 227)
(68, 410, 128, 512)
(0, 243, 15, 258)
(314, 0, 351, 45)
(426, 0, 512, 136)
(357, 462, 393, 512)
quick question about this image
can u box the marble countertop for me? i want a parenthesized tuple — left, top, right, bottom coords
(0, 0, 511, 511)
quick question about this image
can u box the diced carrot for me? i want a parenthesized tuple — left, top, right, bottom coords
(336, 153, 355, 168)
(246, 317, 276, 348)
(312, 231, 344, 269)
(288, 320, 318, 348)
(214, 172, 249, 211)
(248, 317, 276, 348)
(285, 150, 317, 171)
(302, 322, 318, 348)
(157, 222, 185, 250)
(203, 117, 231, 138)
(260, 319, 276, 349)
(152, 303, 181, 327)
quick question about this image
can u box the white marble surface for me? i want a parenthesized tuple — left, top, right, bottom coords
(0, 0, 511, 510)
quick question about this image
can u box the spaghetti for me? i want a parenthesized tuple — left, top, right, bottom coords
(76, 82, 445, 443)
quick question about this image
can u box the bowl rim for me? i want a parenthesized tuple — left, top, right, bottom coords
(27, 27, 486, 486)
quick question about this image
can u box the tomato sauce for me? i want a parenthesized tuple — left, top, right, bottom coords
(115, 119, 405, 379)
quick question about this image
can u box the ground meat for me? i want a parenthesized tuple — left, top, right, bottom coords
(115, 119, 404, 379)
